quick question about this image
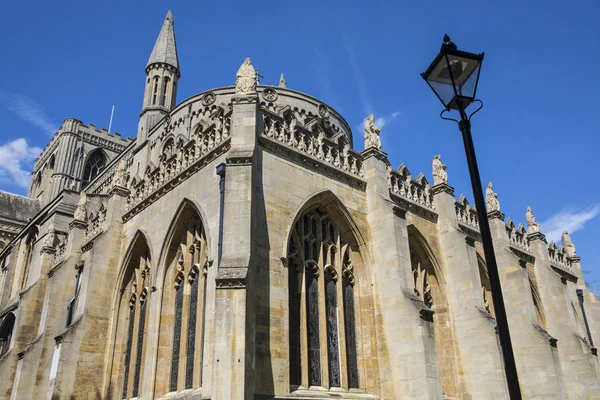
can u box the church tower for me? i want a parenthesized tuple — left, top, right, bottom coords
(138, 10, 180, 143)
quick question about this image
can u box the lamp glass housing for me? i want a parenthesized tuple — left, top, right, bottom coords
(422, 44, 484, 111)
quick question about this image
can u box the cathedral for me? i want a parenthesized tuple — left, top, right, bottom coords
(1, 10, 599, 400)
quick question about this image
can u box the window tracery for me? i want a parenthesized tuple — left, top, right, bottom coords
(157, 210, 208, 396)
(82, 150, 106, 188)
(288, 207, 359, 390)
(113, 238, 152, 399)
(410, 248, 433, 308)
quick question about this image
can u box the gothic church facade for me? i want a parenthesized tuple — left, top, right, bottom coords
(0, 10, 599, 400)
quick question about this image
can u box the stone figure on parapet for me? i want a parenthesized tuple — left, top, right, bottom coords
(113, 158, 128, 187)
(42, 220, 55, 248)
(235, 58, 257, 95)
(74, 193, 87, 221)
(562, 231, 576, 257)
(432, 155, 448, 185)
(364, 114, 381, 150)
(526, 206, 540, 234)
(485, 182, 500, 212)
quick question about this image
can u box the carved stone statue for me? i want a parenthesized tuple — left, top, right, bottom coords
(74, 193, 87, 221)
(113, 158, 128, 187)
(364, 114, 381, 150)
(431, 155, 448, 185)
(526, 206, 540, 234)
(485, 182, 500, 212)
(235, 58, 257, 95)
(42, 220, 56, 248)
(562, 231, 576, 257)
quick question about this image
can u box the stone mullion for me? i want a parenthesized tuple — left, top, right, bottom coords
(121, 290, 136, 399)
(335, 234, 349, 390)
(298, 258, 309, 389)
(178, 233, 192, 391)
(126, 293, 142, 399)
(194, 239, 207, 389)
(317, 217, 329, 389)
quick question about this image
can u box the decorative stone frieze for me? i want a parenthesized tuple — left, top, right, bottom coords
(261, 111, 364, 178)
(389, 165, 435, 212)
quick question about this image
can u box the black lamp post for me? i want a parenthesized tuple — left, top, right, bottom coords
(421, 35, 522, 399)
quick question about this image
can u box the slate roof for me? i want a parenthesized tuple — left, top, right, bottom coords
(147, 10, 179, 71)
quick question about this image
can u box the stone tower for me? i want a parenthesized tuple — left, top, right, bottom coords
(137, 10, 180, 144)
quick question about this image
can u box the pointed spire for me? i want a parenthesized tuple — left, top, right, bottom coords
(147, 10, 179, 71)
(278, 73, 287, 88)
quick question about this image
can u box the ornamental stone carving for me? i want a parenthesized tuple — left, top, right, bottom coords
(235, 58, 257, 95)
(432, 155, 448, 185)
(262, 88, 278, 102)
(526, 206, 540, 234)
(74, 193, 87, 221)
(486, 182, 500, 212)
(364, 114, 381, 150)
(201, 92, 216, 106)
(562, 231, 576, 257)
(318, 104, 329, 118)
(278, 73, 287, 88)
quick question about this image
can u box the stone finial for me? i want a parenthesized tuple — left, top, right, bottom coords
(74, 193, 87, 221)
(278, 73, 287, 88)
(561, 230, 576, 257)
(485, 182, 500, 212)
(364, 114, 381, 150)
(235, 58, 257, 95)
(432, 155, 448, 185)
(526, 206, 540, 234)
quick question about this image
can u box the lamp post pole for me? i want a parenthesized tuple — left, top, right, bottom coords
(458, 113, 522, 399)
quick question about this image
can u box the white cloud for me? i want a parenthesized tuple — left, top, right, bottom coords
(360, 111, 402, 132)
(540, 204, 600, 243)
(0, 91, 58, 134)
(0, 139, 42, 189)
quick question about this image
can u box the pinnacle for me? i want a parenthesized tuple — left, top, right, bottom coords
(278, 73, 287, 88)
(147, 10, 179, 71)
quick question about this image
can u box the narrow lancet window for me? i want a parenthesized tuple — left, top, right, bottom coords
(325, 268, 340, 387)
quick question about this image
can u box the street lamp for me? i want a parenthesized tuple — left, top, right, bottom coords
(421, 35, 523, 400)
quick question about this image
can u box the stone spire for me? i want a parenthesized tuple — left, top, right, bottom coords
(147, 10, 179, 72)
(278, 73, 287, 88)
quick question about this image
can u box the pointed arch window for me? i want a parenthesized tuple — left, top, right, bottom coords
(0, 312, 15, 357)
(287, 207, 359, 390)
(112, 239, 152, 400)
(82, 150, 106, 188)
(21, 228, 38, 289)
(161, 77, 171, 107)
(157, 207, 208, 396)
(152, 76, 160, 105)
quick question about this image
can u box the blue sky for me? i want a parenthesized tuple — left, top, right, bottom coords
(1, 1, 599, 288)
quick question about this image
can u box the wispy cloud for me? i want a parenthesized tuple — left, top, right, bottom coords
(312, 48, 341, 111)
(0, 91, 58, 135)
(342, 33, 372, 114)
(358, 110, 402, 133)
(540, 204, 600, 242)
(0, 138, 42, 189)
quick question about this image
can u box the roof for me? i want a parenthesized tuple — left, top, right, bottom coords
(147, 10, 179, 71)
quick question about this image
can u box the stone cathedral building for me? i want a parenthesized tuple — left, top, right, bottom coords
(0, 10, 599, 400)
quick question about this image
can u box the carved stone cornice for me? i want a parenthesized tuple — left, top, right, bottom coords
(226, 149, 253, 166)
(551, 264, 578, 284)
(40, 246, 56, 255)
(231, 95, 258, 105)
(568, 256, 581, 263)
(487, 210, 505, 221)
(361, 147, 388, 162)
(431, 183, 454, 196)
(216, 267, 247, 289)
(108, 185, 130, 199)
(528, 232, 547, 243)
(69, 219, 88, 231)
